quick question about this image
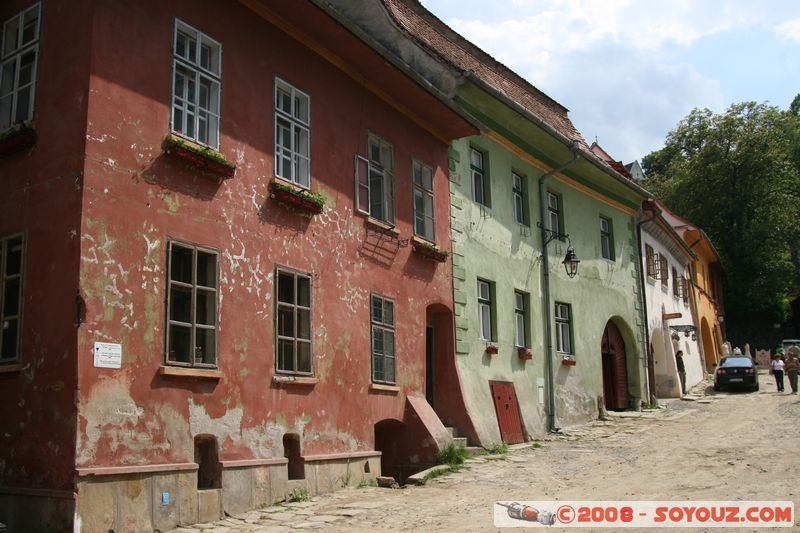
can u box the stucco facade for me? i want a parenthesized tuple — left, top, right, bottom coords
(639, 201, 704, 399)
(0, 1, 478, 530)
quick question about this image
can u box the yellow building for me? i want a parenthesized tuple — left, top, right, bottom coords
(661, 209, 726, 371)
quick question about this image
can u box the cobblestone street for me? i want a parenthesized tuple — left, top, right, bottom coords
(169, 372, 800, 532)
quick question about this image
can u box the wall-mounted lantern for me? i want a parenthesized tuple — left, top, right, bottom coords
(562, 247, 580, 278)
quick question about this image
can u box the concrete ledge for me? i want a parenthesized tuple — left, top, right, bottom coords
(303, 450, 381, 463)
(76, 462, 198, 477)
(159, 366, 222, 379)
(272, 375, 318, 386)
(369, 383, 400, 393)
(0, 363, 23, 374)
(406, 465, 450, 485)
(220, 458, 288, 468)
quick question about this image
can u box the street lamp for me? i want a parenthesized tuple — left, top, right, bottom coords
(562, 246, 580, 278)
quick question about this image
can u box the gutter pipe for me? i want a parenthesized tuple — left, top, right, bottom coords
(540, 139, 581, 433)
(636, 203, 657, 406)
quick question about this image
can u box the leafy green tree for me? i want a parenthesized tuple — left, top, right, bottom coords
(642, 101, 800, 345)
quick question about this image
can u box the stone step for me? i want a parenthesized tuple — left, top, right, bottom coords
(443, 426, 458, 437)
(452, 436, 468, 448)
(465, 446, 484, 457)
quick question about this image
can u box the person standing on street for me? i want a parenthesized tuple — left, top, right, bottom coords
(771, 353, 785, 392)
(675, 350, 686, 396)
(785, 350, 800, 394)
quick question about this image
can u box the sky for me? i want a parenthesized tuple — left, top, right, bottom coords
(420, 0, 800, 165)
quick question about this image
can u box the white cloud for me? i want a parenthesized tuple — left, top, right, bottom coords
(774, 17, 800, 42)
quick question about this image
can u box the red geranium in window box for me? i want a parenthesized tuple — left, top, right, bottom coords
(163, 134, 236, 179)
(485, 344, 499, 355)
(518, 347, 533, 360)
(0, 122, 36, 157)
(411, 239, 448, 263)
(561, 356, 577, 366)
(269, 180, 325, 215)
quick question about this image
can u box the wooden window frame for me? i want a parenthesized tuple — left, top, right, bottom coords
(370, 293, 396, 385)
(600, 216, 614, 260)
(275, 267, 313, 376)
(514, 290, 529, 348)
(412, 158, 435, 241)
(547, 191, 564, 240)
(512, 171, 527, 226)
(0, 233, 24, 363)
(273, 77, 311, 188)
(165, 240, 220, 368)
(477, 279, 493, 342)
(0, 3, 41, 132)
(554, 302, 572, 355)
(470, 147, 490, 207)
(355, 133, 395, 224)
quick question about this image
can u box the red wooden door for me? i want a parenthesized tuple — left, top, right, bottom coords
(601, 321, 629, 410)
(489, 381, 524, 444)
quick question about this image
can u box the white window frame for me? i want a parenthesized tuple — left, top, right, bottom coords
(412, 158, 435, 241)
(0, 233, 24, 362)
(478, 280, 493, 341)
(355, 133, 394, 224)
(470, 148, 488, 206)
(171, 19, 222, 149)
(645, 244, 657, 280)
(514, 291, 527, 348)
(555, 302, 572, 354)
(274, 77, 310, 188)
(275, 267, 313, 375)
(165, 240, 219, 368)
(0, 3, 41, 132)
(371, 294, 396, 385)
(600, 216, 614, 260)
(512, 172, 526, 225)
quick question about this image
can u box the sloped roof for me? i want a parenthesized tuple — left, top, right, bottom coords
(590, 142, 634, 180)
(381, 0, 586, 147)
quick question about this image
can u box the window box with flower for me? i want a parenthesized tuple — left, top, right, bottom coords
(0, 122, 36, 157)
(485, 344, 499, 355)
(518, 347, 533, 360)
(269, 179, 325, 215)
(163, 134, 236, 179)
(411, 237, 448, 263)
(561, 355, 577, 366)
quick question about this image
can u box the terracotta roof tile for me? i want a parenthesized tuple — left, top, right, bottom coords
(382, 0, 587, 146)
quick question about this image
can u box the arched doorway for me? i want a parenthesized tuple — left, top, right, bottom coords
(700, 317, 715, 371)
(601, 320, 629, 410)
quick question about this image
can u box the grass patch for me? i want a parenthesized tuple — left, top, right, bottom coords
(436, 443, 468, 467)
(423, 464, 462, 482)
(531, 442, 543, 449)
(487, 442, 509, 455)
(357, 478, 378, 488)
(287, 487, 309, 502)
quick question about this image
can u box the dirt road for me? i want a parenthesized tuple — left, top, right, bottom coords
(172, 371, 800, 532)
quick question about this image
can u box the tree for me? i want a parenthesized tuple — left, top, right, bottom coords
(642, 102, 800, 346)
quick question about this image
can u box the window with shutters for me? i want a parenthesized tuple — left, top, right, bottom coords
(645, 244, 656, 280)
(659, 254, 669, 288)
(355, 134, 394, 224)
(1, 3, 41, 132)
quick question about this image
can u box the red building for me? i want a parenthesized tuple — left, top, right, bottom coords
(0, 1, 476, 529)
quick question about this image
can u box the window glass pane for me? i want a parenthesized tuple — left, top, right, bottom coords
(473, 171, 484, 204)
(516, 314, 525, 346)
(195, 289, 215, 326)
(3, 278, 20, 316)
(2, 318, 19, 359)
(196, 251, 216, 288)
(373, 352, 384, 381)
(297, 309, 311, 340)
(170, 245, 193, 283)
(170, 286, 192, 323)
(478, 281, 489, 300)
(278, 272, 294, 304)
(277, 306, 294, 338)
(384, 300, 394, 326)
(296, 156, 310, 188)
(296, 341, 311, 373)
(549, 211, 559, 232)
(1, 60, 14, 96)
(277, 86, 291, 115)
(0, 95, 10, 130)
(371, 296, 382, 322)
(295, 92, 309, 123)
(6, 238, 22, 276)
(548, 193, 558, 210)
(369, 167, 384, 220)
(14, 86, 30, 123)
(480, 305, 491, 340)
(195, 328, 216, 365)
(470, 149, 482, 168)
(168, 325, 191, 363)
(515, 293, 524, 310)
(278, 339, 294, 371)
(21, 8, 38, 46)
(373, 327, 384, 355)
(296, 127, 309, 158)
(2, 18, 19, 56)
(292, 275, 308, 307)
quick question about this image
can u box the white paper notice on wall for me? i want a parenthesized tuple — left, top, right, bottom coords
(94, 342, 122, 369)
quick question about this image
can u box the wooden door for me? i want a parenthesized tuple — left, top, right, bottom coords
(601, 321, 629, 410)
(489, 381, 524, 444)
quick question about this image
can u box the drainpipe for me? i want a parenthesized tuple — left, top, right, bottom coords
(540, 140, 581, 433)
(636, 204, 657, 406)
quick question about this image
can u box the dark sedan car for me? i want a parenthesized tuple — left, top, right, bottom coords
(714, 356, 759, 392)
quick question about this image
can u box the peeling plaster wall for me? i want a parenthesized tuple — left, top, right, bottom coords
(0, 0, 92, 502)
(74, 0, 456, 474)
